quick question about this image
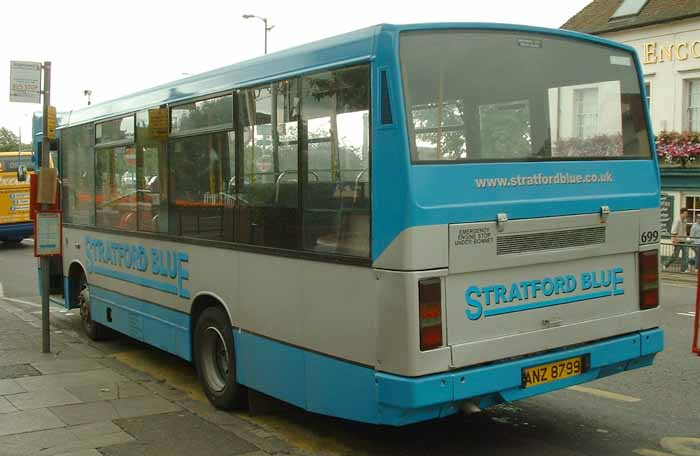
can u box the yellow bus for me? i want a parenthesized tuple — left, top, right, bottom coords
(0, 151, 34, 244)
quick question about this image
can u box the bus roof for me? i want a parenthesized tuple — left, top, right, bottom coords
(55, 23, 635, 130)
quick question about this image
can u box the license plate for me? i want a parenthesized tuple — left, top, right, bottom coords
(522, 356, 586, 388)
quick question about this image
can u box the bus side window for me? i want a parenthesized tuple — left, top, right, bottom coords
(301, 65, 371, 258)
(237, 81, 301, 249)
(136, 109, 170, 234)
(168, 95, 235, 241)
(62, 124, 95, 226)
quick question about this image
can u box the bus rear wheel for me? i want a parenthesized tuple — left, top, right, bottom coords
(194, 306, 247, 410)
(77, 274, 108, 341)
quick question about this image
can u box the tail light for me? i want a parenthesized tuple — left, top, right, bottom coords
(419, 278, 443, 351)
(639, 250, 659, 310)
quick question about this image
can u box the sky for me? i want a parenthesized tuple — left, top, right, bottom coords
(0, 0, 591, 143)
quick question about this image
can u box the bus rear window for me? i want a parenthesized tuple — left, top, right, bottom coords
(400, 30, 651, 162)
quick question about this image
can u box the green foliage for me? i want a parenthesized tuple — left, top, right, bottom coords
(479, 102, 531, 160)
(0, 127, 29, 151)
(412, 102, 466, 160)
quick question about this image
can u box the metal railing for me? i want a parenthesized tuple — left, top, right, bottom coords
(660, 235, 700, 273)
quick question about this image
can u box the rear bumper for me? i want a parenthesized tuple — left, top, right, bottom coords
(0, 222, 33, 240)
(376, 328, 663, 426)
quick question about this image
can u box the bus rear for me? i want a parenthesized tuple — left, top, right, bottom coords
(0, 152, 33, 243)
(371, 26, 661, 424)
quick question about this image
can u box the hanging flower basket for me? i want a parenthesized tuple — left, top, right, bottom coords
(656, 131, 700, 167)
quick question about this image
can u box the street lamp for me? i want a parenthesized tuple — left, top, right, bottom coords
(83, 89, 92, 106)
(242, 14, 274, 54)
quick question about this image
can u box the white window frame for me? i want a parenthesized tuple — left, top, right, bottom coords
(574, 87, 599, 139)
(687, 79, 700, 132)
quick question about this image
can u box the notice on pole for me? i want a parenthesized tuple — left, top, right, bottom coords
(34, 211, 62, 257)
(47, 106, 57, 140)
(660, 193, 674, 235)
(149, 108, 169, 140)
(10, 61, 41, 103)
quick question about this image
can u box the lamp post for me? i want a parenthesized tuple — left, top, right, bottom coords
(242, 14, 274, 54)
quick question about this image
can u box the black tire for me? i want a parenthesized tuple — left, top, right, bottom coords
(77, 272, 108, 341)
(194, 306, 247, 410)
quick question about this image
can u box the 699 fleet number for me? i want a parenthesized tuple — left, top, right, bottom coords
(640, 230, 659, 244)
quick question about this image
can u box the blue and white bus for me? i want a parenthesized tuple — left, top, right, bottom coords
(42, 23, 662, 426)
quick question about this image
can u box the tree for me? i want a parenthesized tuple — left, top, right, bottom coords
(0, 127, 20, 151)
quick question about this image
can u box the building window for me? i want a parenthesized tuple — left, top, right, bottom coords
(688, 80, 700, 132)
(610, 0, 648, 19)
(645, 82, 651, 111)
(574, 88, 598, 139)
(685, 196, 700, 236)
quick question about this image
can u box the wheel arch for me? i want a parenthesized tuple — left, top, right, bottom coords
(66, 260, 88, 308)
(190, 291, 234, 351)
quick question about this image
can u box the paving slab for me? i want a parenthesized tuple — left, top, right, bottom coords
(49, 400, 119, 426)
(0, 408, 65, 437)
(54, 450, 103, 456)
(0, 379, 25, 395)
(31, 359, 105, 375)
(0, 363, 42, 380)
(0, 428, 73, 455)
(6, 387, 83, 410)
(109, 394, 181, 419)
(68, 421, 127, 440)
(0, 422, 134, 456)
(0, 396, 18, 414)
(0, 349, 89, 367)
(65, 381, 149, 402)
(100, 411, 256, 456)
(16, 368, 128, 391)
(64, 342, 106, 359)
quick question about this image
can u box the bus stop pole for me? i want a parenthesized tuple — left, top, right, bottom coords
(40, 61, 51, 353)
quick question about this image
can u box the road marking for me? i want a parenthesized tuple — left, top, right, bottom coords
(0, 296, 41, 307)
(635, 450, 673, 456)
(0, 282, 3, 298)
(636, 436, 700, 456)
(662, 437, 700, 456)
(677, 312, 697, 317)
(568, 385, 641, 403)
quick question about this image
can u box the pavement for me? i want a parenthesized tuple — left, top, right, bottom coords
(0, 295, 304, 456)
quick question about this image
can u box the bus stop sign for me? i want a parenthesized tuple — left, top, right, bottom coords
(9, 61, 41, 104)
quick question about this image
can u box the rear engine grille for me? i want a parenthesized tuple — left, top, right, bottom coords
(497, 226, 606, 255)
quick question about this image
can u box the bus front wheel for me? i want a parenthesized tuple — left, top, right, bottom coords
(77, 274, 108, 341)
(194, 306, 247, 410)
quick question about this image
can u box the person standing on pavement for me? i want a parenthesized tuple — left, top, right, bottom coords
(691, 217, 700, 271)
(664, 207, 689, 272)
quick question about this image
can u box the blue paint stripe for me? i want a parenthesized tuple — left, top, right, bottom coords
(92, 265, 178, 295)
(484, 290, 613, 317)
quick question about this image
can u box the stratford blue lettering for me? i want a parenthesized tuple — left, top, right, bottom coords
(466, 286, 483, 320)
(84, 235, 191, 299)
(612, 267, 624, 293)
(177, 252, 190, 298)
(465, 268, 624, 321)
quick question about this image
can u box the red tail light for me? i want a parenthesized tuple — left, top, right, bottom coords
(639, 250, 659, 310)
(419, 278, 443, 351)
